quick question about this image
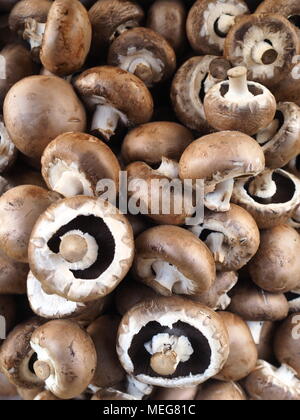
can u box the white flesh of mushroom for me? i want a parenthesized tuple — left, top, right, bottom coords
(190, 225, 226, 265)
(0, 122, 16, 173)
(151, 260, 196, 295)
(205, 178, 234, 212)
(247, 321, 265, 345)
(126, 376, 153, 399)
(23, 19, 46, 50)
(248, 169, 277, 199)
(59, 230, 98, 271)
(156, 157, 180, 179)
(30, 342, 56, 393)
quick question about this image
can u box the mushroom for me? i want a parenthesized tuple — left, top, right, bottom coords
(248, 225, 300, 293)
(0, 185, 60, 263)
(179, 131, 265, 212)
(17, 386, 45, 401)
(147, 0, 187, 54)
(125, 375, 154, 400)
(255, 102, 300, 169)
(246, 321, 276, 362)
(117, 297, 229, 387)
(3, 75, 86, 160)
(244, 360, 300, 400)
(195, 380, 246, 401)
(216, 311, 258, 381)
(34, 390, 61, 401)
(74, 66, 153, 141)
(30, 320, 97, 399)
(0, 373, 18, 399)
(133, 225, 216, 297)
(187, 0, 249, 55)
(0, 249, 28, 294)
(0, 294, 16, 342)
(232, 168, 300, 228)
(41, 132, 121, 197)
(224, 14, 299, 87)
(204, 66, 276, 135)
(0, 116, 16, 173)
(271, 66, 300, 106)
(152, 386, 198, 400)
(108, 27, 176, 88)
(91, 388, 139, 401)
(190, 204, 260, 272)
(29, 196, 134, 302)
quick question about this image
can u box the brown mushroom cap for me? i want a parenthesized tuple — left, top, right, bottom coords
(30, 320, 97, 399)
(8, 0, 51, 36)
(40, 0, 92, 76)
(17, 385, 44, 400)
(41, 132, 121, 197)
(195, 380, 246, 401)
(216, 311, 258, 381)
(256, 0, 300, 33)
(133, 225, 216, 296)
(3, 75, 86, 160)
(0, 249, 28, 294)
(152, 385, 198, 400)
(271, 66, 300, 106)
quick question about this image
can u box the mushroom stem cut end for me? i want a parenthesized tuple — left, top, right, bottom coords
(33, 361, 51, 381)
(59, 234, 88, 263)
(91, 105, 122, 141)
(248, 170, 276, 199)
(251, 41, 278, 65)
(150, 350, 178, 376)
(217, 14, 236, 35)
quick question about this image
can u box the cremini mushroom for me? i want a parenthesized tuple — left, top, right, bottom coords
(271, 66, 300, 106)
(3, 75, 86, 160)
(117, 297, 229, 387)
(195, 380, 246, 401)
(204, 66, 277, 135)
(29, 196, 134, 302)
(41, 132, 121, 197)
(74, 66, 153, 141)
(0, 116, 16, 173)
(0, 249, 28, 294)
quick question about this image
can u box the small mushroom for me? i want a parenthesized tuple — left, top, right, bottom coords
(195, 380, 246, 401)
(248, 225, 300, 293)
(0, 116, 16, 173)
(3, 75, 87, 160)
(74, 66, 153, 141)
(133, 225, 216, 297)
(0, 294, 16, 343)
(152, 386, 198, 400)
(224, 14, 299, 87)
(108, 27, 176, 88)
(0, 249, 28, 294)
(187, 0, 249, 55)
(30, 320, 97, 399)
(29, 196, 134, 302)
(190, 204, 260, 272)
(247, 321, 276, 362)
(117, 297, 229, 387)
(204, 66, 276, 135)
(41, 132, 121, 197)
(179, 131, 265, 212)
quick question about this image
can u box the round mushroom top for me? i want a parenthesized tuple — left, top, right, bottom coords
(179, 131, 265, 186)
(256, 0, 300, 26)
(8, 0, 51, 34)
(29, 196, 134, 302)
(117, 296, 229, 387)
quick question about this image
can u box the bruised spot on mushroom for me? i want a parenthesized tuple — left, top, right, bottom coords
(128, 321, 211, 379)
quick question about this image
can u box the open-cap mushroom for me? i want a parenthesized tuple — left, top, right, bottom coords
(108, 27, 176, 88)
(133, 225, 216, 297)
(224, 14, 300, 87)
(0, 116, 16, 173)
(248, 225, 300, 293)
(41, 132, 121, 198)
(74, 66, 153, 141)
(204, 66, 276, 135)
(0, 249, 28, 295)
(187, 0, 249, 55)
(3, 75, 86, 160)
(29, 196, 134, 303)
(190, 204, 260, 272)
(195, 380, 246, 401)
(30, 320, 97, 399)
(246, 321, 276, 362)
(179, 131, 265, 212)
(117, 297, 229, 387)
(244, 360, 300, 400)
(232, 168, 300, 228)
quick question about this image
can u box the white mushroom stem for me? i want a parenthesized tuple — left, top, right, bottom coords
(248, 169, 276, 199)
(224, 66, 254, 103)
(251, 41, 278, 65)
(247, 321, 264, 345)
(205, 178, 234, 212)
(205, 232, 226, 264)
(59, 234, 88, 263)
(151, 260, 196, 295)
(23, 18, 46, 50)
(275, 364, 299, 384)
(256, 119, 280, 145)
(91, 105, 127, 140)
(156, 157, 180, 179)
(216, 14, 236, 35)
(52, 172, 85, 197)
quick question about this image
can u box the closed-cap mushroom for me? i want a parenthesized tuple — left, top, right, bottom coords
(4, 75, 86, 160)
(256, 0, 300, 36)
(0, 373, 17, 398)
(216, 311, 258, 381)
(244, 361, 300, 400)
(0, 185, 60, 263)
(190, 204, 260, 272)
(232, 168, 300, 228)
(133, 225, 216, 297)
(0, 294, 16, 343)
(248, 225, 300, 293)
(195, 380, 246, 401)
(75, 66, 153, 141)
(117, 297, 229, 387)
(179, 131, 265, 212)
(30, 320, 97, 399)
(247, 321, 276, 362)
(87, 315, 125, 388)
(0, 249, 28, 294)
(41, 132, 121, 197)
(29, 196, 134, 302)
(224, 14, 299, 87)
(0, 116, 16, 173)
(204, 66, 276, 135)
(152, 385, 197, 400)
(108, 27, 176, 88)
(187, 0, 249, 55)
(255, 102, 300, 169)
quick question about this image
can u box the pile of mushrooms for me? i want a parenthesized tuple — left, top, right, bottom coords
(1, 0, 300, 402)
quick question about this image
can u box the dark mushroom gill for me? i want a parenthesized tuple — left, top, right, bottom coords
(246, 172, 296, 204)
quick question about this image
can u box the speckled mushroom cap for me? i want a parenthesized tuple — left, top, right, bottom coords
(0, 117, 17, 174)
(28, 196, 134, 302)
(41, 132, 121, 197)
(244, 360, 300, 400)
(187, 0, 249, 55)
(195, 380, 246, 401)
(224, 14, 299, 87)
(0, 249, 28, 294)
(256, 0, 300, 35)
(133, 225, 216, 296)
(0, 185, 60, 263)
(117, 297, 229, 387)
(3, 75, 86, 160)
(190, 204, 260, 272)
(8, 0, 51, 37)
(30, 320, 97, 399)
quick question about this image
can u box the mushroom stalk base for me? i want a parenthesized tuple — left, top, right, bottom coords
(23, 19, 46, 50)
(205, 178, 234, 212)
(91, 105, 126, 141)
(205, 232, 225, 264)
(248, 170, 276, 199)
